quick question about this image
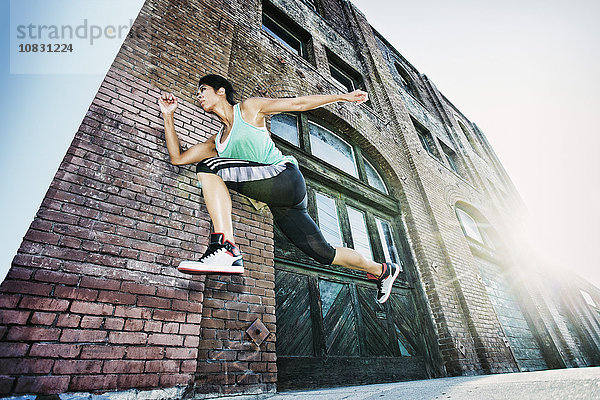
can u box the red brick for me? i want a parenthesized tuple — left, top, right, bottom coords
(70, 301, 114, 316)
(104, 317, 125, 330)
(97, 290, 137, 305)
(172, 299, 202, 313)
(159, 373, 193, 387)
(117, 373, 159, 389)
(80, 276, 120, 291)
(30, 312, 57, 325)
(0, 280, 53, 296)
(0, 375, 15, 395)
(23, 230, 60, 246)
(145, 320, 162, 332)
(34, 269, 79, 285)
(14, 375, 69, 394)
(137, 295, 170, 309)
(60, 329, 107, 343)
(162, 322, 179, 334)
(125, 346, 164, 360)
(0, 343, 29, 357)
(103, 360, 145, 374)
(156, 286, 188, 300)
(19, 296, 70, 312)
(184, 335, 200, 348)
(180, 324, 201, 335)
(121, 281, 156, 295)
(53, 359, 102, 375)
(115, 305, 152, 319)
(153, 309, 186, 322)
(187, 313, 203, 324)
(181, 360, 197, 373)
(108, 331, 148, 345)
(0, 294, 20, 309)
(145, 359, 180, 373)
(165, 347, 198, 359)
(5, 266, 34, 280)
(30, 343, 82, 358)
(80, 345, 126, 359)
(69, 374, 118, 391)
(80, 316, 104, 329)
(54, 286, 98, 301)
(147, 333, 183, 346)
(56, 314, 81, 328)
(0, 310, 30, 325)
(8, 326, 61, 341)
(124, 319, 144, 331)
(0, 358, 54, 375)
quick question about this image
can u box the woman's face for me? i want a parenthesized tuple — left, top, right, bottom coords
(197, 84, 224, 111)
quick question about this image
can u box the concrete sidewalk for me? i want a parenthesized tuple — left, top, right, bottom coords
(264, 366, 600, 400)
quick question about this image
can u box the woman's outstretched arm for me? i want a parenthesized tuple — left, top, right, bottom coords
(244, 89, 368, 116)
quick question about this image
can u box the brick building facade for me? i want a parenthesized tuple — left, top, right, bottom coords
(1, 0, 599, 398)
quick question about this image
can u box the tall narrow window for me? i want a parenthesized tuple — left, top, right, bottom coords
(315, 192, 343, 247)
(309, 122, 358, 178)
(347, 206, 372, 261)
(412, 119, 439, 159)
(270, 113, 300, 146)
(375, 218, 401, 267)
(394, 63, 421, 102)
(441, 143, 459, 174)
(262, 6, 309, 59)
(327, 50, 364, 94)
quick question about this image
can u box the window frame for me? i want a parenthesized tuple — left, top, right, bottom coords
(262, 3, 310, 60)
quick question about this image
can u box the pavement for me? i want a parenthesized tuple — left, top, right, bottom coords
(261, 366, 600, 400)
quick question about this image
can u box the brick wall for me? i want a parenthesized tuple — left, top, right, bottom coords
(0, 0, 263, 396)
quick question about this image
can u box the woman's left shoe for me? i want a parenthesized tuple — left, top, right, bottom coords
(367, 262, 400, 303)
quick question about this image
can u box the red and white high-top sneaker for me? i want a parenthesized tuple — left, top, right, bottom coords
(367, 262, 400, 304)
(178, 233, 244, 275)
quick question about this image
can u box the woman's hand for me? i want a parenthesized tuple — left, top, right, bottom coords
(343, 89, 368, 105)
(158, 92, 178, 115)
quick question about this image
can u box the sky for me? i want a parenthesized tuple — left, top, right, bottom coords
(351, 0, 600, 287)
(1, 0, 599, 288)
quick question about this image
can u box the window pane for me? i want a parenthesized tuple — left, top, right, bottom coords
(347, 206, 372, 261)
(315, 192, 343, 247)
(363, 158, 388, 194)
(445, 154, 458, 173)
(262, 15, 303, 56)
(376, 218, 401, 266)
(330, 64, 355, 92)
(309, 122, 358, 177)
(456, 208, 484, 243)
(270, 113, 299, 146)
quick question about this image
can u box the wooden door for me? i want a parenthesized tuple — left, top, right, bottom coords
(275, 264, 428, 390)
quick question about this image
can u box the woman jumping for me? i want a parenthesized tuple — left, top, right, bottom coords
(158, 74, 399, 303)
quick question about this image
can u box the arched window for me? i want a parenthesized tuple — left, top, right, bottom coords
(455, 207, 494, 249)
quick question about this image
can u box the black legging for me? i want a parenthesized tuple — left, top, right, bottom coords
(196, 157, 336, 265)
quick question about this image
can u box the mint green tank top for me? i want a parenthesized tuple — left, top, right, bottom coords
(215, 103, 298, 166)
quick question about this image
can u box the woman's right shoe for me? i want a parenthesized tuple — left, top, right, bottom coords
(178, 233, 244, 275)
